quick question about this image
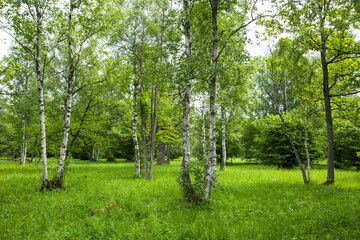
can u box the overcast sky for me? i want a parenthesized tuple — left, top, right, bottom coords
(0, 2, 273, 61)
(0, 28, 271, 62)
(0, 29, 11, 60)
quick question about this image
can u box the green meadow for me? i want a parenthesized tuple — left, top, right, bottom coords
(1, 158, 359, 240)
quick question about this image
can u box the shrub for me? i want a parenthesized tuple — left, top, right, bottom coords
(334, 121, 360, 170)
(239, 120, 261, 160)
(106, 154, 115, 162)
(254, 114, 322, 169)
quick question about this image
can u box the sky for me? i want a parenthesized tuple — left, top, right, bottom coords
(0, 29, 11, 60)
(0, 25, 271, 61)
(0, 1, 273, 61)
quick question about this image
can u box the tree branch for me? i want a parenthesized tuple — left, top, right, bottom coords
(330, 90, 360, 98)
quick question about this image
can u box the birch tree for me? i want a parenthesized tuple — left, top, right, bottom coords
(180, 0, 196, 200)
(203, 0, 275, 199)
(54, 0, 111, 188)
(2, 0, 61, 189)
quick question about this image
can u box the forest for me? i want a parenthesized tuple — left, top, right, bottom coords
(0, 0, 360, 239)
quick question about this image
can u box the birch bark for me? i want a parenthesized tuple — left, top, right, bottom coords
(149, 83, 157, 180)
(56, 1, 75, 188)
(20, 110, 27, 166)
(92, 147, 96, 161)
(140, 79, 148, 179)
(181, 0, 195, 199)
(203, 0, 219, 200)
(132, 81, 141, 178)
(220, 104, 226, 170)
(201, 100, 207, 160)
(301, 100, 311, 183)
(35, 3, 48, 190)
(96, 147, 101, 161)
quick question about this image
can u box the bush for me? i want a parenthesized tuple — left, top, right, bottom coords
(106, 154, 115, 162)
(73, 147, 91, 160)
(334, 121, 360, 170)
(253, 114, 322, 169)
(239, 120, 260, 159)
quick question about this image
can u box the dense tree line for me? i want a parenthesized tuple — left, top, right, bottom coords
(0, 0, 359, 201)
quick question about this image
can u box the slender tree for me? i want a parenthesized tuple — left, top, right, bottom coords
(283, 0, 360, 184)
(180, 0, 195, 200)
(1, 0, 60, 189)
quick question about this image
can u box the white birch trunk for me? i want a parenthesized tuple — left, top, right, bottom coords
(20, 139, 28, 165)
(220, 104, 226, 170)
(181, 0, 195, 200)
(203, 0, 219, 200)
(92, 146, 96, 161)
(140, 94, 148, 179)
(132, 83, 141, 178)
(20, 111, 27, 166)
(149, 83, 157, 180)
(201, 100, 207, 160)
(24, 140, 28, 164)
(56, 1, 75, 188)
(56, 87, 73, 187)
(96, 147, 101, 161)
(35, 4, 48, 189)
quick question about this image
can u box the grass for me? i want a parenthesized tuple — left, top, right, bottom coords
(0, 158, 359, 240)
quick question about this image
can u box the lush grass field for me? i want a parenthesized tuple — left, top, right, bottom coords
(0, 158, 359, 240)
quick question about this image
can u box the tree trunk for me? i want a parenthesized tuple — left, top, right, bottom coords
(96, 147, 101, 161)
(92, 146, 96, 161)
(30, 154, 35, 163)
(283, 75, 288, 113)
(132, 81, 141, 178)
(320, 32, 335, 184)
(143, 138, 148, 178)
(35, 4, 48, 190)
(220, 104, 226, 170)
(148, 82, 157, 180)
(12, 146, 16, 160)
(166, 143, 171, 164)
(139, 62, 148, 179)
(203, 0, 219, 200)
(201, 100, 207, 160)
(278, 111, 308, 183)
(107, 129, 113, 161)
(56, 74, 73, 188)
(30, 135, 39, 163)
(56, 2, 75, 188)
(181, 0, 195, 200)
(66, 97, 93, 161)
(157, 142, 165, 164)
(20, 111, 27, 166)
(140, 101, 148, 178)
(20, 139, 28, 165)
(301, 99, 311, 183)
(270, 86, 308, 183)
